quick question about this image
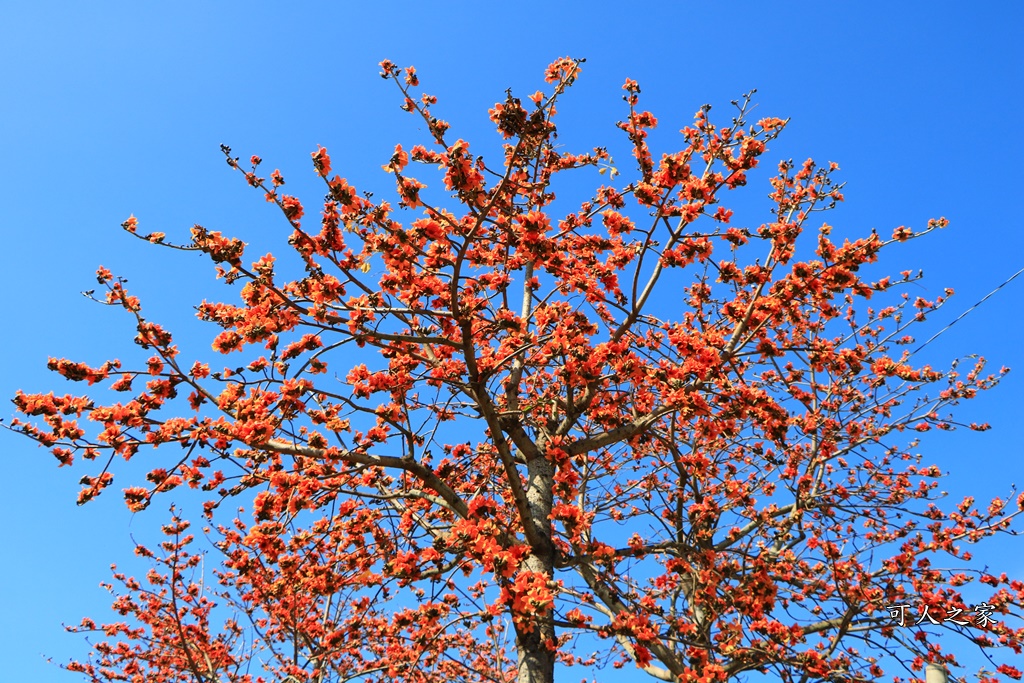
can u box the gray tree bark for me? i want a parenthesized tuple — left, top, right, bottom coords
(515, 454, 556, 683)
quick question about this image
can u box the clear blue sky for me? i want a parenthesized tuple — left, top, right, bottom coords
(2, 2, 1021, 681)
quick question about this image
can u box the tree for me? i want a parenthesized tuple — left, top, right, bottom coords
(9, 57, 1024, 683)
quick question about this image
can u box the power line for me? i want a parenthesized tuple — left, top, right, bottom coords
(912, 265, 1024, 355)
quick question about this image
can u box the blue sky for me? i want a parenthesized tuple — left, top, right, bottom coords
(2, 2, 1022, 681)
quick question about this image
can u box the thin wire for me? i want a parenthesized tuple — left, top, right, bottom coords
(912, 265, 1024, 355)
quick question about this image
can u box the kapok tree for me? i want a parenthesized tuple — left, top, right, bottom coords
(9, 58, 1024, 683)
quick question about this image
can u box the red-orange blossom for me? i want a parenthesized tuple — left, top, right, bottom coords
(9, 58, 1024, 683)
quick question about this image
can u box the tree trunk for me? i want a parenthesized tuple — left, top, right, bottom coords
(516, 454, 556, 683)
